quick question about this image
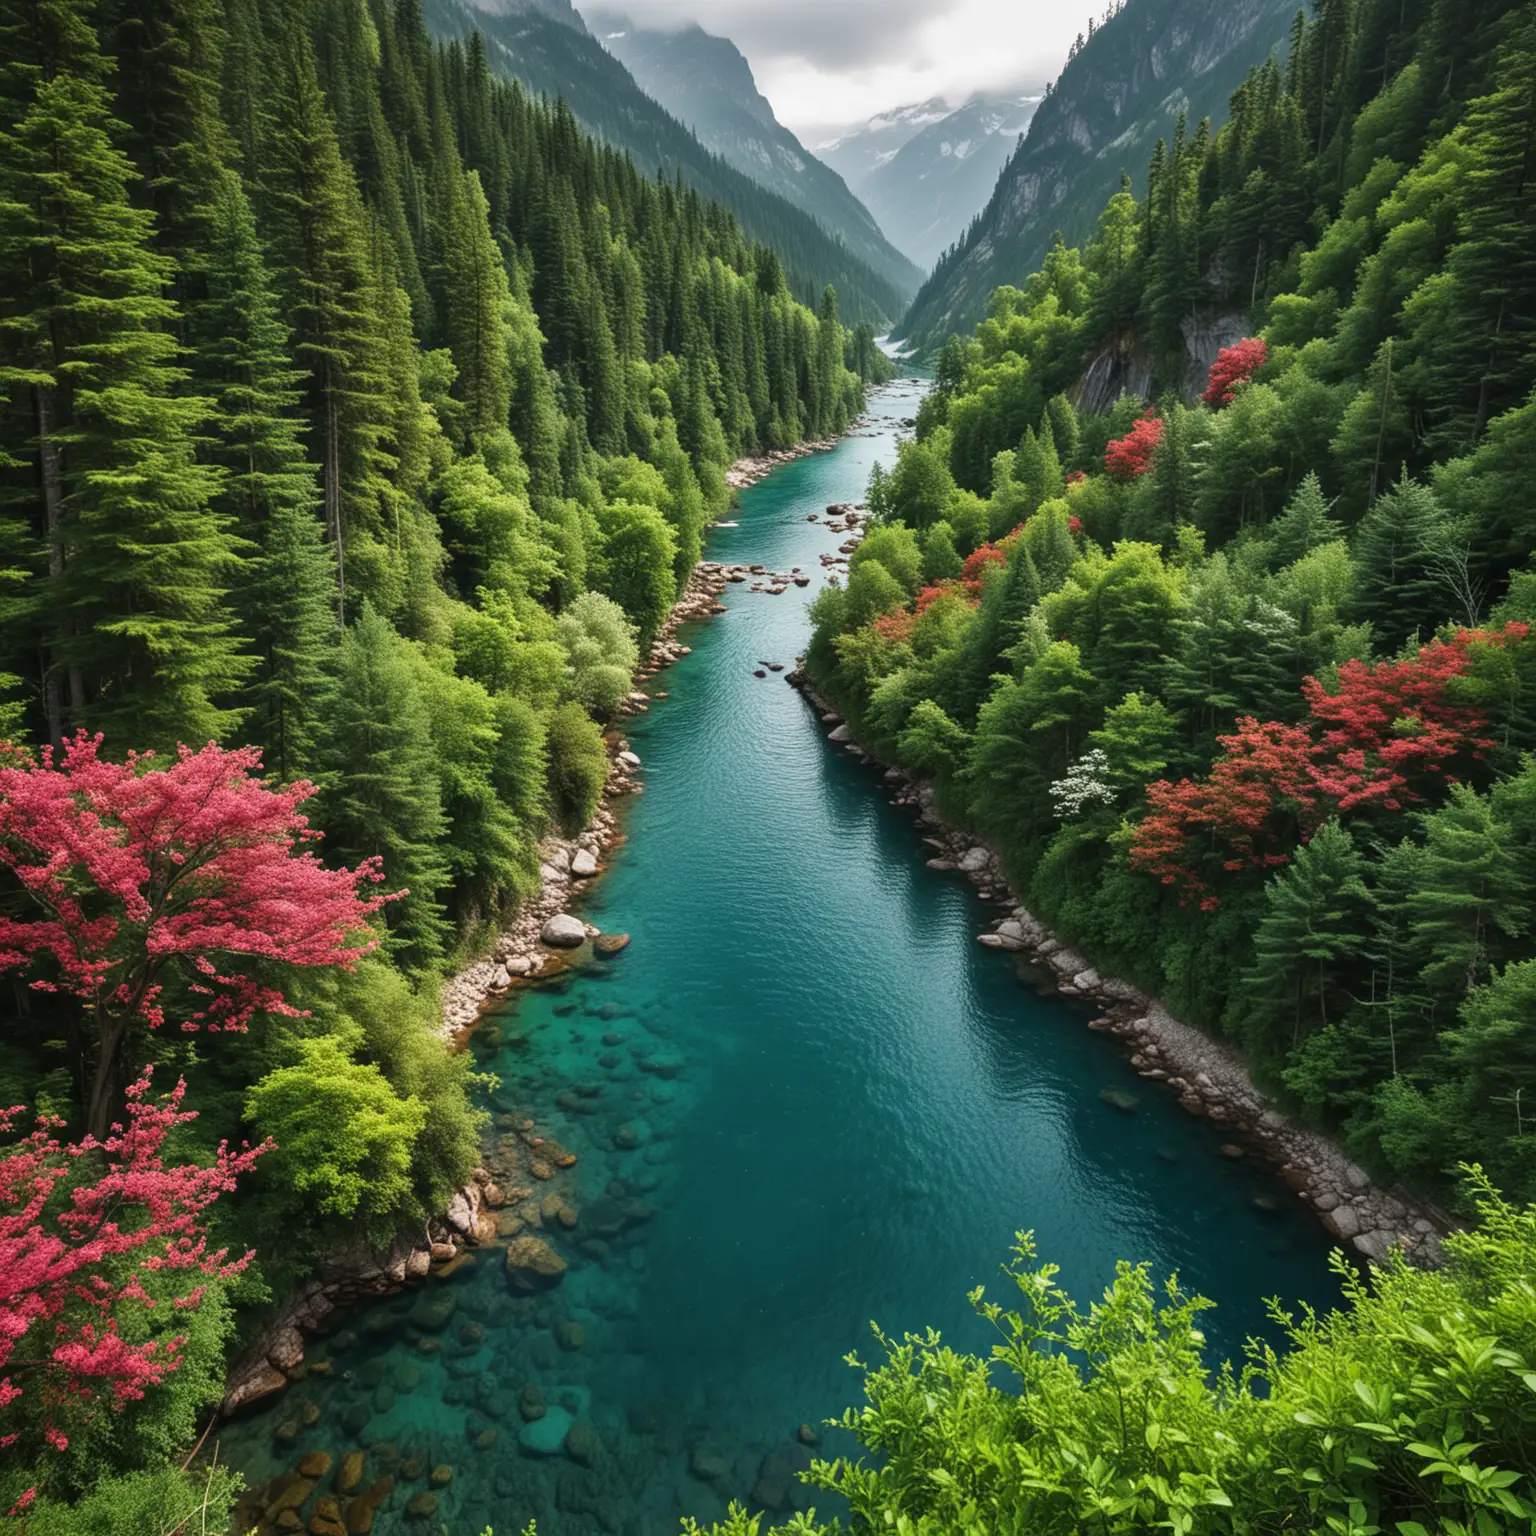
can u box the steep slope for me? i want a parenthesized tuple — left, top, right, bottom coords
(589, 12, 922, 301)
(421, 0, 914, 322)
(857, 92, 1042, 272)
(896, 0, 1296, 349)
(814, 98, 954, 191)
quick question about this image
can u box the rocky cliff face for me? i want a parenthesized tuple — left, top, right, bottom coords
(897, 0, 1296, 351)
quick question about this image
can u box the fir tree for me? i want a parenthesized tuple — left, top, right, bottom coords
(0, 0, 249, 748)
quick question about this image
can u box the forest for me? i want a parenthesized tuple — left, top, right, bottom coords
(0, 0, 885, 1523)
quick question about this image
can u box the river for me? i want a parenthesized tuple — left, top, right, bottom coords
(222, 378, 1341, 1535)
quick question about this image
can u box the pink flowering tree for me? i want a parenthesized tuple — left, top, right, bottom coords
(0, 1069, 264, 1476)
(0, 735, 393, 1139)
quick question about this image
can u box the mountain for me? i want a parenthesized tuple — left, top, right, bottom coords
(896, 0, 1298, 350)
(853, 92, 1042, 272)
(813, 98, 954, 190)
(588, 13, 922, 302)
(421, 0, 914, 323)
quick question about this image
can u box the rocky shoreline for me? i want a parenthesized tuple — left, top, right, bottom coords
(725, 436, 841, 491)
(793, 673, 1451, 1269)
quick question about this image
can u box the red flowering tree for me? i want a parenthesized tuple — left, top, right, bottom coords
(0, 735, 393, 1139)
(916, 580, 973, 614)
(1130, 625, 1526, 903)
(961, 542, 1007, 595)
(1202, 337, 1268, 406)
(1104, 413, 1164, 480)
(1, 1069, 264, 1468)
(871, 608, 918, 645)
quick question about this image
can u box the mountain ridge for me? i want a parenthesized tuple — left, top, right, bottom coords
(896, 0, 1297, 348)
(588, 11, 921, 300)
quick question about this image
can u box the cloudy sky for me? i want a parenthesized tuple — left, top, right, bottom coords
(594, 0, 1090, 138)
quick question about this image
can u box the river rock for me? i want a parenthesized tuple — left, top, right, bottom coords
(827, 724, 852, 742)
(752, 1443, 814, 1513)
(506, 955, 534, 977)
(1099, 1088, 1140, 1113)
(505, 1236, 567, 1292)
(571, 849, 599, 878)
(564, 1420, 598, 1464)
(618, 750, 642, 770)
(337, 1453, 366, 1495)
(222, 1363, 288, 1416)
(1324, 1202, 1363, 1241)
(519, 1405, 573, 1457)
(409, 1289, 457, 1333)
(541, 915, 587, 949)
(595, 934, 631, 956)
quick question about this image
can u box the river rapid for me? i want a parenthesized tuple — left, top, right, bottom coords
(223, 378, 1341, 1536)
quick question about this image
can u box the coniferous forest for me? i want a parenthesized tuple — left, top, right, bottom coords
(4, 0, 1536, 1531)
(0, 0, 887, 1522)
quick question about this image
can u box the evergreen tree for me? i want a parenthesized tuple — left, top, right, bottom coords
(1242, 820, 1373, 1051)
(0, 0, 248, 749)
(1268, 471, 1344, 566)
(194, 172, 335, 778)
(316, 604, 450, 969)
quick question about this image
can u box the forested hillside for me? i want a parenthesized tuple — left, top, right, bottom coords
(895, 0, 1296, 351)
(776, 2, 1536, 1527)
(0, 0, 883, 1520)
(811, 0, 1536, 1206)
(422, 0, 918, 322)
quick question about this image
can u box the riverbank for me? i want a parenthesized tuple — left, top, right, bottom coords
(220, 425, 864, 1422)
(792, 673, 1450, 1268)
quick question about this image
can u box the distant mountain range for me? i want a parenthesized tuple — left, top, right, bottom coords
(820, 93, 1042, 273)
(588, 12, 921, 302)
(423, 0, 918, 323)
(896, 0, 1298, 350)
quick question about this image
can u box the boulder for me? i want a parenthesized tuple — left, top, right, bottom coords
(221, 1363, 288, 1416)
(1323, 1202, 1363, 1242)
(408, 1289, 457, 1333)
(1099, 1088, 1141, 1113)
(595, 933, 630, 955)
(827, 725, 852, 743)
(617, 751, 642, 771)
(958, 846, 990, 873)
(518, 1405, 573, 1457)
(541, 914, 587, 949)
(505, 1236, 567, 1292)
(267, 1325, 306, 1373)
(564, 1420, 598, 1465)
(571, 850, 599, 878)
(506, 955, 534, 978)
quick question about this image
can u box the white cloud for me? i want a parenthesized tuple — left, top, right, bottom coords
(595, 0, 1090, 135)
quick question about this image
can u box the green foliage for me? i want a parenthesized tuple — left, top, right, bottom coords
(545, 700, 608, 835)
(245, 1035, 429, 1238)
(556, 591, 640, 716)
(701, 1178, 1536, 1536)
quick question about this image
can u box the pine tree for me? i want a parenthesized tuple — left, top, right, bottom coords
(1408, 783, 1529, 998)
(1268, 471, 1344, 566)
(441, 170, 512, 442)
(1350, 476, 1452, 646)
(0, 0, 249, 749)
(193, 172, 336, 779)
(1243, 820, 1373, 1050)
(317, 604, 450, 969)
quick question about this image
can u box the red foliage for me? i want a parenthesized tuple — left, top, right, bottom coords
(1202, 337, 1269, 407)
(1066, 470, 1086, 486)
(1129, 625, 1526, 902)
(1068, 515, 1083, 536)
(1104, 413, 1164, 480)
(872, 608, 918, 644)
(0, 1069, 264, 1459)
(961, 543, 1007, 595)
(0, 734, 394, 1135)
(915, 581, 973, 614)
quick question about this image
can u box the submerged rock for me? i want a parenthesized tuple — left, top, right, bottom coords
(519, 1405, 573, 1457)
(505, 1236, 567, 1292)
(1098, 1088, 1140, 1114)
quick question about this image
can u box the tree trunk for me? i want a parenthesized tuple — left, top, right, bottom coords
(85, 1016, 126, 1142)
(35, 384, 66, 747)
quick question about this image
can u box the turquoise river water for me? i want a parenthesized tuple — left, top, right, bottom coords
(224, 379, 1342, 1535)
